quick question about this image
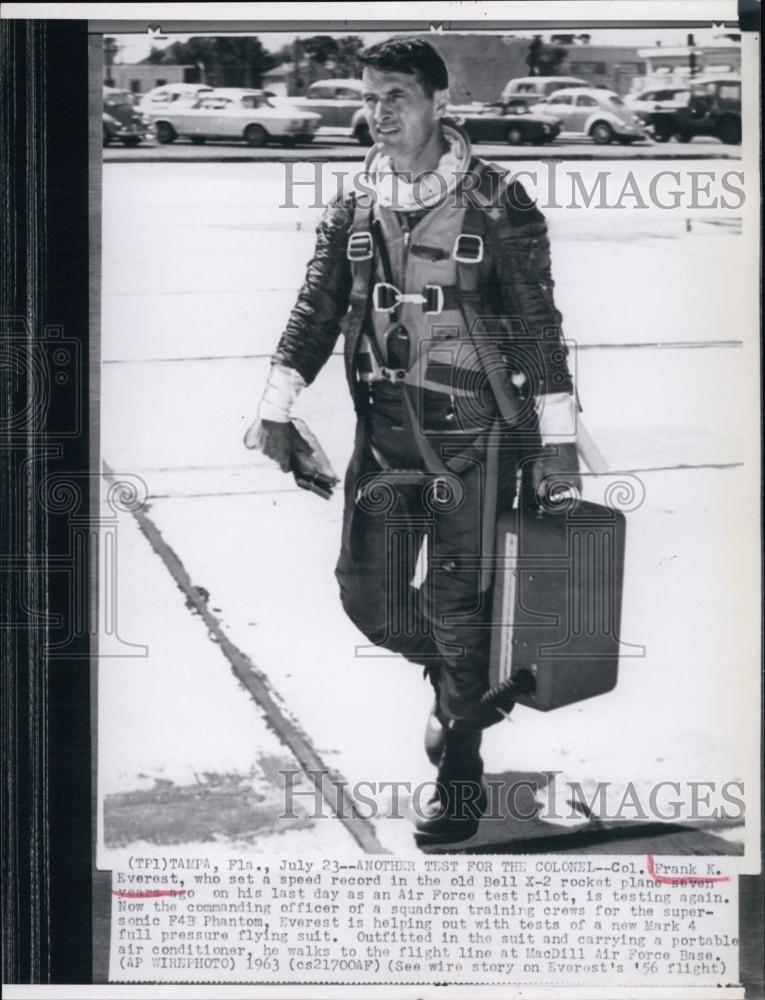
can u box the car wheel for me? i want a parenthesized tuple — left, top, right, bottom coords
(718, 117, 741, 144)
(652, 123, 672, 142)
(155, 122, 177, 144)
(354, 123, 373, 146)
(244, 124, 268, 148)
(189, 135, 206, 145)
(590, 121, 614, 144)
(676, 130, 692, 143)
(506, 125, 525, 145)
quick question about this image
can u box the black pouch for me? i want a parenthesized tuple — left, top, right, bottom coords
(288, 418, 339, 500)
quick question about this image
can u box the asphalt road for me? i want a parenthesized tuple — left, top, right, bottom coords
(103, 134, 740, 163)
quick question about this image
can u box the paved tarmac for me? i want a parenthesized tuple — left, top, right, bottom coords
(96, 158, 758, 863)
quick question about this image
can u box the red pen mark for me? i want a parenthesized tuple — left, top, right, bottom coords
(112, 889, 187, 899)
(646, 854, 730, 885)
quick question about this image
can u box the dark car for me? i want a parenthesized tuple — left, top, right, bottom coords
(103, 87, 153, 147)
(448, 103, 561, 145)
(648, 76, 741, 144)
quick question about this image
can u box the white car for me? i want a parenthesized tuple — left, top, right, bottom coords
(149, 88, 321, 147)
(500, 75, 589, 110)
(137, 83, 214, 112)
(626, 85, 690, 122)
(279, 79, 371, 143)
(535, 87, 648, 144)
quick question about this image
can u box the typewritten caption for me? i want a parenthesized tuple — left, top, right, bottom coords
(110, 854, 738, 985)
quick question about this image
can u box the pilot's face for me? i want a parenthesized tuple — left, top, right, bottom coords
(361, 66, 446, 160)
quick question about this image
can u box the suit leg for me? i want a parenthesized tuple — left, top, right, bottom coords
(335, 419, 439, 665)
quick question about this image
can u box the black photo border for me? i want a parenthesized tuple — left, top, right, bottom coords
(1, 10, 762, 995)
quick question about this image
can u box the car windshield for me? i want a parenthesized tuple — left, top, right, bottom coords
(198, 97, 233, 109)
(242, 95, 272, 108)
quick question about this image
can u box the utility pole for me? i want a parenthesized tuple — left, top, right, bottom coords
(103, 36, 118, 86)
(292, 36, 303, 95)
(687, 33, 697, 78)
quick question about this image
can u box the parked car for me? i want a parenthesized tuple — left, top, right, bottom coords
(626, 84, 691, 123)
(647, 76, 741, 144)
(448, 103, 561, 145)
(500, 76, 589, 111)
(102, 87, 153, 146)
(281, 78, 370, 143)
(534, 87, 648, 144)
(150, 88, 320, 146)
(137, 83, 214, 112)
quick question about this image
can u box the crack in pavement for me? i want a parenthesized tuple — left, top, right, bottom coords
(103, 462, 388, 856)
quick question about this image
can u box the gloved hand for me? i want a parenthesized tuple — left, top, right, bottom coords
(245, 418, 339, 499)
(244, 363, 307, 472)
(244, 418, 305, 473)
(529, 442, 582, 502)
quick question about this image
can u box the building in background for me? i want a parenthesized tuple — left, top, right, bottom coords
(401, 34, 648, 99)
(560, 45, 646, 94)
(409, 35, 532, 103)
(637, 36, 741, 87)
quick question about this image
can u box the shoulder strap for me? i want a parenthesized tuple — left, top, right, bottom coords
(454, 190, 524, 429)
(346, 200, 375, 325)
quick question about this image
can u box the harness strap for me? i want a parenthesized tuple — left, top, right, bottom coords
(348, 203, 389, 370)
(455, 195, 524, 429)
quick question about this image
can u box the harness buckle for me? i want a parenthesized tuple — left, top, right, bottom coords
(379, 366, 407, 383)
(453, 233, 484, 264)
(374, 282, 445, 314)
(373, 282, 400, 313)
(347, 231, 374, 261)
(423, 285, 444, 315)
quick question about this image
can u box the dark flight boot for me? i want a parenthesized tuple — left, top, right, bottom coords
(415, 727, 487, 846)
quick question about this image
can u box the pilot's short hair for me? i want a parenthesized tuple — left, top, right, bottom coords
(359, 38, 449, 97)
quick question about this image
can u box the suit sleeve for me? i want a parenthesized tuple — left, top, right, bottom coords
(490, 180, 574, 398)
(271, 195, 355, 386)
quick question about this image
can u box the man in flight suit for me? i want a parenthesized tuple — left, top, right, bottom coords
(245, 38, 580, 845)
